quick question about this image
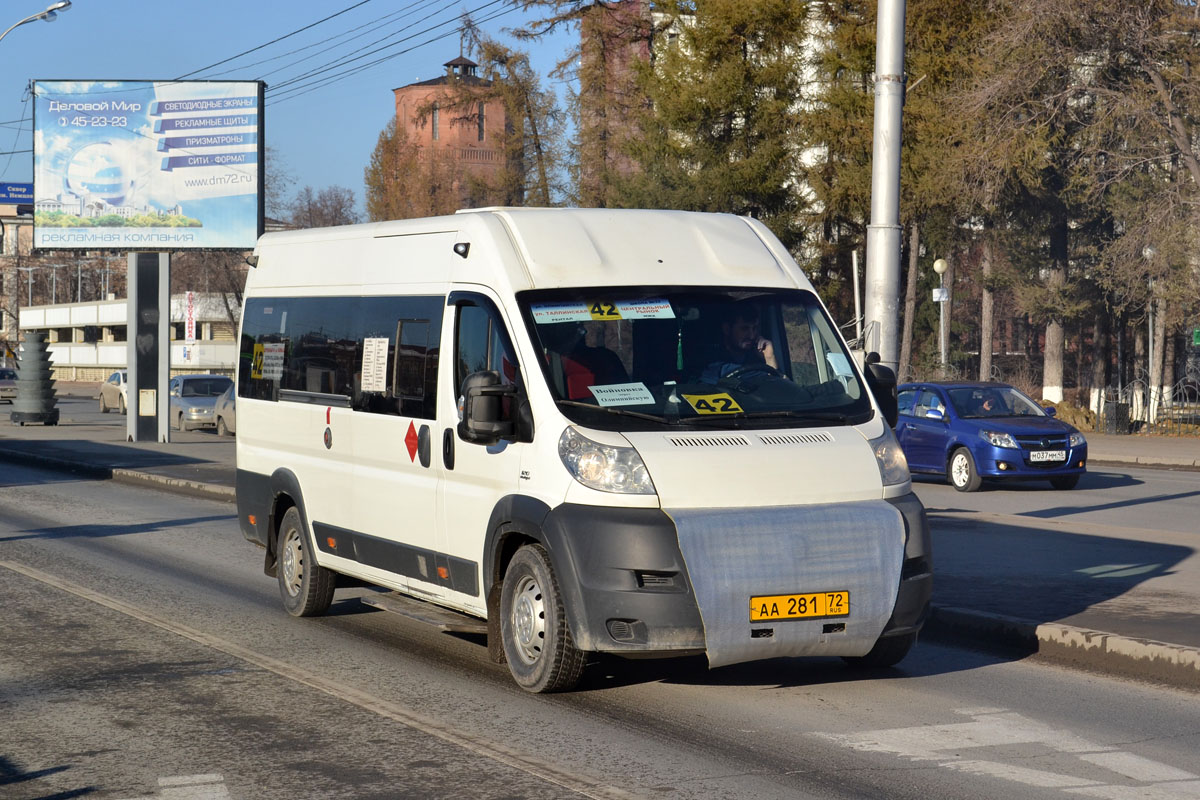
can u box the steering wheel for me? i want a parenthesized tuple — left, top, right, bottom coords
(721, 363, 784, 383)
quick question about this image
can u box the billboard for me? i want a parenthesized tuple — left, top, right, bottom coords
(32, 80, 264, 250)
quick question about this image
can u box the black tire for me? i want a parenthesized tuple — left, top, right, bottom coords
(843, 632, 917, 668)
(276, 506, 336, 617)
(949, 447, 982, 492)
(1050, 475, 1080, 490)
(118, 396, 126, 415)
(217, 417, 229, 437)
(99, 395, 109, 413)
(500, 544, 586, 693)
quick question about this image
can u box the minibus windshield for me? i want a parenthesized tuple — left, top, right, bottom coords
(517, 287, 874, 431)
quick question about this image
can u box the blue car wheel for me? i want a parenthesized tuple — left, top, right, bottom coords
(950, 447, 982, 492)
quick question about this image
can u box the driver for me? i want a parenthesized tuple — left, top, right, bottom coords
(701, 305, 778, 383)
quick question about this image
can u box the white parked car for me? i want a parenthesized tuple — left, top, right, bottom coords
(98, 370, 127, 414)
(169, 374, 233, 431)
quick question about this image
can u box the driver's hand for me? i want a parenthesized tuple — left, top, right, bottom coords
(757, 337, 777, 368)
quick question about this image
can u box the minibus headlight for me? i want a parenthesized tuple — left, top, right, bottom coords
(559, 427, 656, 495)
(869, 425, 911, 487)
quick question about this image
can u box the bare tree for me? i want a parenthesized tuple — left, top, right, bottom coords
(288, 185, 360, 229)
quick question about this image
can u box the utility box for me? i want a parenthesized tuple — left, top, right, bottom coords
(1104, 402, 1131, 435)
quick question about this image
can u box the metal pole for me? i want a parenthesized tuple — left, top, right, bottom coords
(864, 0, 907, 371)
(939, 272, 947, 369)
(852, 250, 863, 342)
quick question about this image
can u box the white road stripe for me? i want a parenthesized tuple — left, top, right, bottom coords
(813, 707, 1198, 797)
(1, 560, 635, 800)
(1078, 753, 1197, 783)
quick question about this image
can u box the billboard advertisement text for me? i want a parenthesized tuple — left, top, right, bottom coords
(32, 80, 264, 251)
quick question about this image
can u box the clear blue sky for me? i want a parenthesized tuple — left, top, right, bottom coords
(0, 0, 575, 216)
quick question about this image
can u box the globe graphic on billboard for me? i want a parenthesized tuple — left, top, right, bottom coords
(65, 142, 134, 206)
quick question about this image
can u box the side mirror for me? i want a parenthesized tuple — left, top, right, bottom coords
(1043, 406, 1057, 417)
(862, 352, 898, 427)
(924, 408, 945, 421)
(457, 370, 517, 446)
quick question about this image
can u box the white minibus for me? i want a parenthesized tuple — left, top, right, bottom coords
(236, 208, 931, 692)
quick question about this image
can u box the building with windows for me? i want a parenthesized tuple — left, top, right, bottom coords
(392, 56, 508, 187)
(17, 293, 238, 380)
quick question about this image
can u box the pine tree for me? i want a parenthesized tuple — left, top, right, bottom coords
(616, 0, 809, 251)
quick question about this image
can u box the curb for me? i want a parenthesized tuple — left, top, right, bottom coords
(1090, 456, 1200, 470)
(0, 447, 235, 504)
(925, 605, 1200, 690)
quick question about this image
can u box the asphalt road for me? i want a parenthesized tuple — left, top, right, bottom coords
(2, 461, 1199, 800)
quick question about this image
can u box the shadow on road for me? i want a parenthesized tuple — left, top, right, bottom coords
(0, 514, 234, 543)
(929, 511, 1193, 647)
(0, 755, 94, 798)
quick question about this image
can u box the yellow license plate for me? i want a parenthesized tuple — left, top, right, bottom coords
(750, 591, 850, 622)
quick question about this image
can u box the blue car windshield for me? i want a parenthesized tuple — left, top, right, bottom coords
(948, 386, 1045, 419)
(516, 286, 873, 431)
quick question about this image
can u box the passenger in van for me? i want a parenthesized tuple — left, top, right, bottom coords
(700, 304, 779, 384)
(541, 322, 628, 401)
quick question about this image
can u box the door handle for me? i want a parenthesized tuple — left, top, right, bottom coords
(442, 427, 455, 470)
(417, 424, 431, 468)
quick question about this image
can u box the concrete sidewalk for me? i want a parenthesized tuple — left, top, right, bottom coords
(2, 387, 1198, 688)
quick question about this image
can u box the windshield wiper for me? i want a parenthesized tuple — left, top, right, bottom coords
(691, 409, 854, 425)
(555, 399, 678, 425)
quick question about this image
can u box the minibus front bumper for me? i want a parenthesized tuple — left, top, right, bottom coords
(539, 493, 931, 659)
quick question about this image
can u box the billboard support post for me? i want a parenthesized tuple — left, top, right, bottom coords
(126, 252, 170, 443)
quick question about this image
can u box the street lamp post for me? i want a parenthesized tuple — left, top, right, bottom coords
(933, 258, 949, 374)
(17, 266, 39, 306)
(0, 2, 71, 46)
(49, 264, 64, 304)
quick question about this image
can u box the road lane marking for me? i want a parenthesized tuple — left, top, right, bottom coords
(0, 560, 635, 800)
(813, 708, 1198, 797)
(118, 774, 231, 800)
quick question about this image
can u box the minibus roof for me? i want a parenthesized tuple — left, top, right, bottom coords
(252, 208, 811, 293)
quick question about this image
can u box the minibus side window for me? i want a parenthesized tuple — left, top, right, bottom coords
(239, 295, 443, 419)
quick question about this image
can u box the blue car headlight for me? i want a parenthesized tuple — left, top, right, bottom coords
(1069, 432, 1086, 448)
(981, 430, 1019, 449)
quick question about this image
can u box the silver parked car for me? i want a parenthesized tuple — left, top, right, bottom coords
(98, 370, 127, 414)
(213, 382, 236, 436)
(169, 374, 233, 431)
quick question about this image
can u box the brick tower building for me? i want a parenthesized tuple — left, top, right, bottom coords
(392, 56, 508, 191)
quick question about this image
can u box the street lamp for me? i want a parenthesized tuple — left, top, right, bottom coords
(932, 258, 949, 373)
(0, 2, 72, 46)
(17, 265, 39, 306)
(48, 263, 64, 304)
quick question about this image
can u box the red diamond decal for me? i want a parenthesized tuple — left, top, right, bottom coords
(405, 421, 419, 462)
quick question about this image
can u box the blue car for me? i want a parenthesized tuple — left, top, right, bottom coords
(895, 381, 1087, 492)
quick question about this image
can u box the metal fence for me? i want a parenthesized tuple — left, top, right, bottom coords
(1096, 375, 1200, 436)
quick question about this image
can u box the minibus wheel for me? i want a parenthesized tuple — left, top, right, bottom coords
(842, 632, 916, 668)
(277, 506, 336, 617)
(500, 544, 586, 693)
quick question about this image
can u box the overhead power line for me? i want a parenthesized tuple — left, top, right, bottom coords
(174, 0, 379, 80)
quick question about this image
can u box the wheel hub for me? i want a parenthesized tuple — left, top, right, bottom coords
(511, 575, 545, 665)
(281, 531, 302, 596)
